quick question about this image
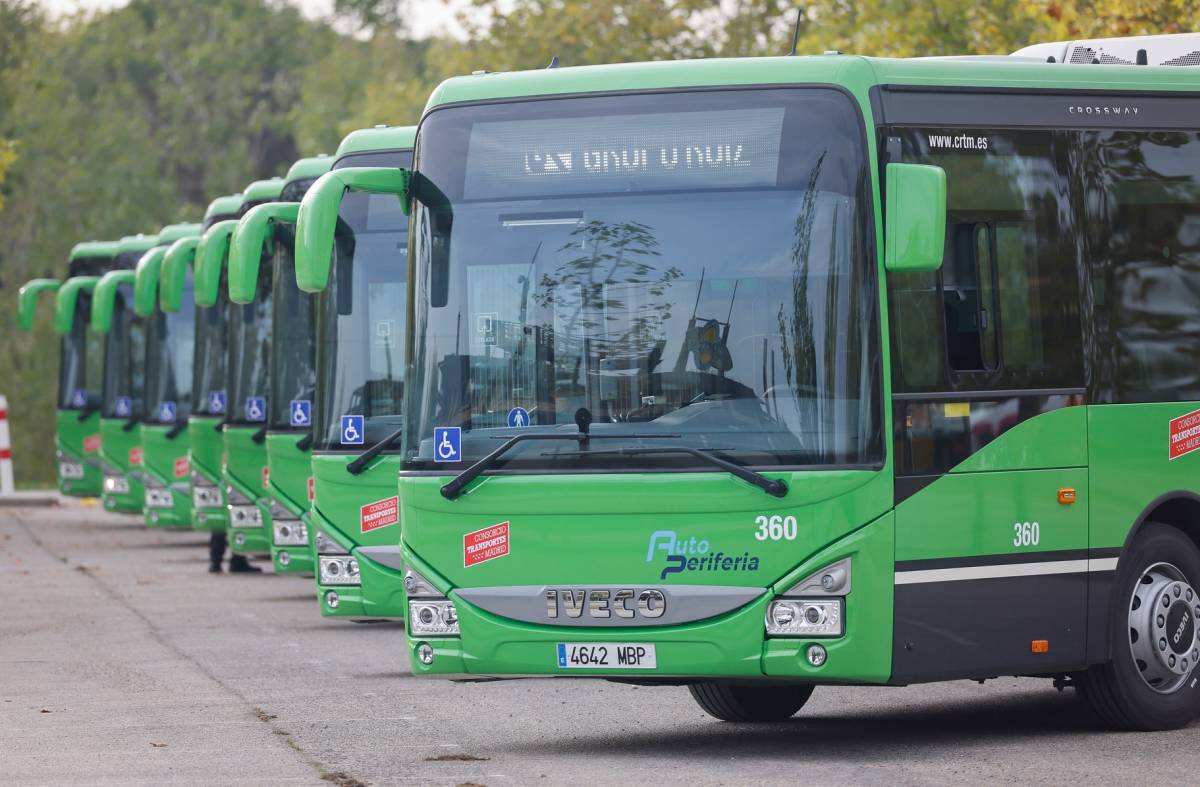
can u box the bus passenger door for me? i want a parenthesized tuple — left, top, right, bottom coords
(884, 126, 1089, 683)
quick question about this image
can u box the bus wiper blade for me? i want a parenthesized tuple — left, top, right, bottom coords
(295, 431, 313, 451)
(213, 416, 230, 433)
(346, 425, 404, 476)
(76, 405, 100, 422)
(122, 416, 142, 432)
(440, 432, 682, 500)
(164, 422, 187, 440)
(250, 426, 267, 444)
(536, 446, 788, 498)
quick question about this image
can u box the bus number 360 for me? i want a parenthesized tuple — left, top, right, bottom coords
(755, 515, 798, 541)
(1013, 521, 1040, 547)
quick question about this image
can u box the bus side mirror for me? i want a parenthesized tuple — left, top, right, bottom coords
(884, 163, 946, 273)
(17, 279, 61, 331)
(91, 270, 137, 332)
(161, 236, 199, 313)
(295, 167, 410, 294)
(194, 220, 239, 307)
(134, 246, 168, 317)
(229, 202, 300, 304)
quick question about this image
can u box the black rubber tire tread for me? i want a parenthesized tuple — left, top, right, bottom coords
(1076, 522, 1200, 731)
(688, 682, 814, 722)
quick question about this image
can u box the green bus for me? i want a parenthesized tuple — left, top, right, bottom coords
(297, 50, 1200, 730)
(229, 154, 332, 574)
(18, 240, 121, 496)
(224, 177, 285, 555)
(190, 193, 244, 531)
(89, 233, 157, 512)
(295, 125, 415, 617)
(135, 223, 203, 526)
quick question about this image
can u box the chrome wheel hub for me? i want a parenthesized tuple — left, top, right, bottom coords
(1129, 562, 1200, 694)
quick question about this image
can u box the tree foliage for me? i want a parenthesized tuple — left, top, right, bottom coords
(0, 0, 1196, 483)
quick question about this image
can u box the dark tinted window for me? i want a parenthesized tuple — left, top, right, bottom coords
(269, 231, 317, 430)
(192, 268, 230, 415)
(1081, 130, 1200, 403)
(101, 283, 148, 418)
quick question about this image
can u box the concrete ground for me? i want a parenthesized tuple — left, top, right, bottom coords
(2, 498, 1197, 786)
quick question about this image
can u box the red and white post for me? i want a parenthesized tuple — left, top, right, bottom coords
(0, 395, 14, 495)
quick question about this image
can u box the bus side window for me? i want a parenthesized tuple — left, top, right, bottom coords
(942, 222, 999, 372)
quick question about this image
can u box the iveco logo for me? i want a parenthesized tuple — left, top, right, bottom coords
(1068, 104, 1140, 116)
(1175, 611, 1190, 644)
(546, 588, 666, 620)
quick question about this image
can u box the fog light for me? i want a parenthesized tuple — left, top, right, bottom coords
(234, 532, 246, 546)
(807, 644, 828, 667)
(417, 642, 434, 665)
(765, 599, 843, 637)
(278, 551, 291, 566)
(409, 600, 460, 636)
(325, 590, 339, 609)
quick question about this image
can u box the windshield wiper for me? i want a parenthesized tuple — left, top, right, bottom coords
(295, 431, 313, 451)
(250, 426, 267, 444)
(440, 408, 686, 500)
(537, 446, 788, 498)
(213, 416, 230, 433)
(122, 416, 142, 432)
(346, 425, 404, 476)
(165, 422, 187, 440)
(76, 405, 100, 422)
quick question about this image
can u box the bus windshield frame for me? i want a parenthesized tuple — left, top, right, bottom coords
(101, 282, 148, 419)
(312, 149, 413, 452)
(144, 276, 195, 424)
(192, 268, 231, 417)
(401, 86, 883, 474)
(58, 290, 103, 411)
(268, 227, 317, 431)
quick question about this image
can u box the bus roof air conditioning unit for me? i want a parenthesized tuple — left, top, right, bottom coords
(1012, 32, 1200, 66)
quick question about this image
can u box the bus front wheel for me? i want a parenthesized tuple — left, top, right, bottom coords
(1077, 522, 1200, 730)
(688, 682, 814, 722)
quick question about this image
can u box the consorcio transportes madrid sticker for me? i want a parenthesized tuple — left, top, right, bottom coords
(360, 496, 399, 533)
(464, 521, 510, 567)
(83, 434, 101, 453)
(129, 447, 143, 466)
(174, 456, 189, 478)
(1169, 408, 1200, 461)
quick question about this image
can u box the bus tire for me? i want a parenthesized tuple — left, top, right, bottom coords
(1077, 523, 1200, 731)
(688, 682, 814, 722)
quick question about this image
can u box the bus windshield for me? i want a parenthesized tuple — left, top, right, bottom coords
(314, 151, 412, 451)
(228, 263, 272, 426)
(101, 283, 147, 419)
(269, 230, 316, 431)
(58, 291, 103, 411)
(145, 276, 195, 424)
(403, 88, 881, 472)
(192, 268, 230, 417)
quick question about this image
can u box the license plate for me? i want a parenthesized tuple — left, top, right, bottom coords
(556, 642, 656, 669)
(60, 462, 85, 479)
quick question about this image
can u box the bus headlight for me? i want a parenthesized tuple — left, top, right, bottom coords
(192, 483, 223, 509)
(273, 519, 308, 546)
(318, 555, 360, 586)
(144, 478, 173, 509)
(765, 599, 842, 637)
(103, 474, 130, 494)
(409, 600, 459, 636)
(228, 504, 261, 528)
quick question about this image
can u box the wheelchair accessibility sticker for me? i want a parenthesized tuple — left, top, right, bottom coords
(245, 397, 266, 422)
(434, 427, 461, 462)
(208, 390, 226, 414)
(290, 399, 311, 427)
(158, 401, 176, 423)
(71, 389, 87, 408)
(341, 415, 364, 445)
(114, 396, 131, 417)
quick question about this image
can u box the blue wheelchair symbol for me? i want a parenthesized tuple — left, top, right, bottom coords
(158, 401, 177, 423)
(245, 397, 266, 422)
(507, 407, 530, 428)
(290, 400, 311, 427)
(114, 397, 131, 417)
(71, 389, 87, 408)
(341, 415, 364, 445)
(434, 427, 462, 463)
(208, 390, 226, 414)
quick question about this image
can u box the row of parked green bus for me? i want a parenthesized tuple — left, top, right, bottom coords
(17, 31, 1200, 731)
(20, 124, 415, 616)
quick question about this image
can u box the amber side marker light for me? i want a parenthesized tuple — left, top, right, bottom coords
(1031, 640, 1050, 654)
(1058, 488, 1077, 505)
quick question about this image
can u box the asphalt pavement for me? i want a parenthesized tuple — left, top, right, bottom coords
(2, 497, 1196, 786)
